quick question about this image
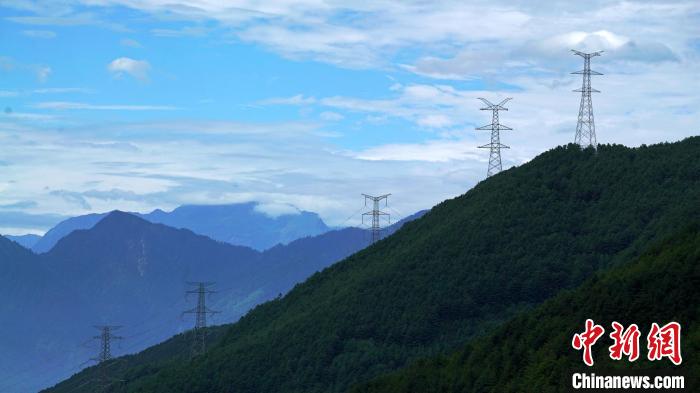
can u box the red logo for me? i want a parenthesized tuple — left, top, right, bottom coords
(647, 322, 682, 365)
(572, 319, 605, 366)
(572, 320, 682, 366)
(609, 322, 640, 362)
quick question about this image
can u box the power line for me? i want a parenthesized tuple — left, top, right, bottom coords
(572, 49, 603, 148)
(476, 97, 513, 178)
(339, 205, 368, 227)
(183, 282, 219, 358)
(361, 194, 391, 244)
(387, 205, 407, 222)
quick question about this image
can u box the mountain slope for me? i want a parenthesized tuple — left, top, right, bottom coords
(0, 235, 80, 392)
(257, 210, 427, 294)
(355, 224, 700, 392)
(32, 212, 106, 253)
(45, 137, 700, 393)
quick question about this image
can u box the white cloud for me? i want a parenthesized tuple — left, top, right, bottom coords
(2, 111, 57, 121)
(22, 29, 56, 38)
(416, 114, 454, 128)
(0, 87, 91, 97)
(295, 84, 475, 130)
(4, 1, 699, 71)
(107, 57, 151, 80)
(408, 29, 681, 81)
(319, 111, 344, 121)
(267, 57, 699, 161)
(0, 118, 484, 229)
(0, 56, 53, 83)
(354, 139, 483, 163)
(34, 102, 177, 111)
(33, 87, 92, 94)
(528, 30, 679, 64)
(151, 26, 209, 37)
(120, 38, 142, 48)
(35, 66, 51, 82)
(4, 3, 129, 31)
(4, 1, 532, 68)
(261, 94, 316, 105)
(253, 202, 301, 217)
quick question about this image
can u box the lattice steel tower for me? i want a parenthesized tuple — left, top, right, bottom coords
(572, 49, 603, 148)
(92, 325, 123, 364)
(476, 97, 513, 178)
(91, 325, 123, 392)
(362, 194, 390, 244)
(183, 282, 219, 358)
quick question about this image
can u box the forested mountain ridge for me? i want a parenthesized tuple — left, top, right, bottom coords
(44, 137, 700, 393)
(354, 224, 700, 392)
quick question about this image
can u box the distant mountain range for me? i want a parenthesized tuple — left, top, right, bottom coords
(5, 233, 41, 249)
(0, 207, 424, 393)
(20, 202, 331, 253)
(43, 138, 700, 393)
(31, 213, 107, 253)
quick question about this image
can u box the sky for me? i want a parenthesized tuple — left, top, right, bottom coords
(0, 0, 698, 235)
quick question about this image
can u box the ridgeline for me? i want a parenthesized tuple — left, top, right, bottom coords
(45, 137, 700, 393)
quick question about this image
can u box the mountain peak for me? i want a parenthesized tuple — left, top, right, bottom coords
(91, 210, 153, 232)
(46, 210, 154, 257)
(102, 209, 141, 222)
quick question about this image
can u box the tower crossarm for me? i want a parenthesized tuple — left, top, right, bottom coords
(572, 70, 603, 75)
(478, 143, 510, 149)
(478, 97, 511, 111)
(571, 49, 603, 57)
(476, 124, 512, 130)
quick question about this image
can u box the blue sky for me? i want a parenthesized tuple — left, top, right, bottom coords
(0, 1, 699, 234)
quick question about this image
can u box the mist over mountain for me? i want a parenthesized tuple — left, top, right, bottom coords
(0, 208, 421, 393)
(44, 137, 700, 393)
(26, 202, 331, 254)
(142, 203, 330, 251)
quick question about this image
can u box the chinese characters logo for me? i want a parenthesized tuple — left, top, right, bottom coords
(572, 319, 681, 366)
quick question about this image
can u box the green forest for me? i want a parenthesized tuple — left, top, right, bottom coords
(354, 224, 700, 392)
(45, 137, 700, 393)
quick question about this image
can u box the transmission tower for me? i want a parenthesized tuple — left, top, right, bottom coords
(91, 325, 123, 392)
(362, 194, 390, 244)
(183, 282, 219, 358)
(572, 49, 603, 148)
(476, 97, 513, 178)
